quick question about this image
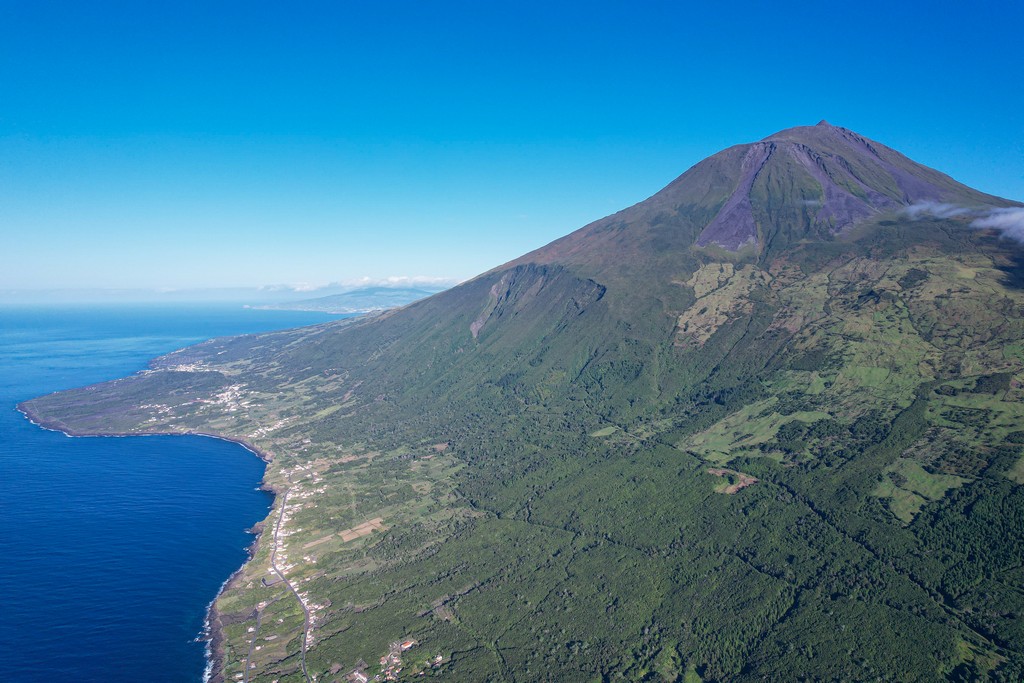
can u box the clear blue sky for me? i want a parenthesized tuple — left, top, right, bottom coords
(2, 0, 1022, 295)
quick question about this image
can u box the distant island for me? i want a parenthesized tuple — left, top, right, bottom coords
(22, 123, 1024, 682)
(252, 285, 446, 314)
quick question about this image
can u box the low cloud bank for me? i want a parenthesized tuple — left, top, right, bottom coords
(903, 202, 1024, 243)
(350, 275, 459, 288)
(971, 208, 1024, 242)
(258, 276, 459, 295)
(903, 202, 974, 219)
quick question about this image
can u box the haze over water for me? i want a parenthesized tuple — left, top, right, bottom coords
(0, 305, 336, 682)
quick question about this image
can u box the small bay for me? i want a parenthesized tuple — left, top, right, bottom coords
(0, 304, 338, 681)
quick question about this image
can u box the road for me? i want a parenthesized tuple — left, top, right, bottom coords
(242, 607, 262, 683)
(268, 481, 312, 683)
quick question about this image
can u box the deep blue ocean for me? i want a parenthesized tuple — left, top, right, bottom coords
(0, 304, 338, 681)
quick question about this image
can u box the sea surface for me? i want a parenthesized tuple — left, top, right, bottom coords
(0, 304, 339, 682)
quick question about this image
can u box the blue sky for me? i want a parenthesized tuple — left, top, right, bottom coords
(2, 0, 1022, 296)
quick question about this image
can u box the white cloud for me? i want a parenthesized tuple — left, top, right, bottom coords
(382, 275, 459, 286)
(256, 283, 324, 293)
(903, 201, 974, 219)
(255, 276, 462, 295)
(901, 202, 1024, 244)
(326, 276, 460, 289)
(971, 207, 1024, 242)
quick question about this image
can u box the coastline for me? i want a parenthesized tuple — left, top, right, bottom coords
(16, 401, 279, 683)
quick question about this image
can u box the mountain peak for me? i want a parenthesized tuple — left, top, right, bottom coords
(686, 122, 1010, 250)
(503, 123, 1016, 278)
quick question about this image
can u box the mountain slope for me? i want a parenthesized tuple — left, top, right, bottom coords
(21, 124, 1024, 682)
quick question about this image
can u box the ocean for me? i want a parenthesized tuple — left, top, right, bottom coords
(0, 304, 339, 681)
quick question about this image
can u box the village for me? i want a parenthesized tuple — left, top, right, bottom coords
(236, 450, 454, 683)
(344, 638, 445, 682)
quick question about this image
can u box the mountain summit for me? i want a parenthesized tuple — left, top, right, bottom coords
(508, 122, 1011, 269)
(22, 125, 1024, 682)
(695, 121, 999, 249)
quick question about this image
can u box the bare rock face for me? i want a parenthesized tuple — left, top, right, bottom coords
(694, 142, 774, 250)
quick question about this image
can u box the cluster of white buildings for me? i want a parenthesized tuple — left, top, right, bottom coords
(268, 463, 333, 649)
(248, 415, 292, 439)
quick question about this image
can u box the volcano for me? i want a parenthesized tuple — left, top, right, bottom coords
(23, 123, 1024, 682)
(506, 121, 1009, 263)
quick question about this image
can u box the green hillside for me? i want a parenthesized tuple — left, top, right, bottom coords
(22, 123, 1024, 682)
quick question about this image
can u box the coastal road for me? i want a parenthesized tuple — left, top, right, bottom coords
(269, 483, 312, 683)
(243, 607, 262, 683)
